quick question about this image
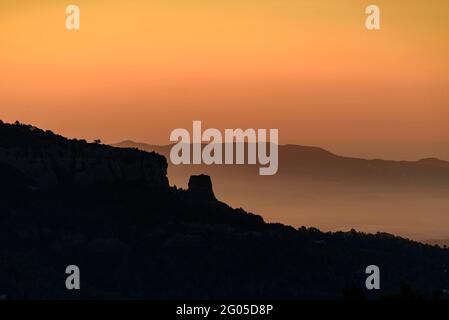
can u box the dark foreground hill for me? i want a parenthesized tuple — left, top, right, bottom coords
(1, 121, 449, 299)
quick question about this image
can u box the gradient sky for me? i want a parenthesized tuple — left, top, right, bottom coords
(1, 0, 448, 160)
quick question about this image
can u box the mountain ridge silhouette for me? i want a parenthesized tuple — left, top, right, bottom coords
(1, 120, 449, 299)
(113, 140, 449, 164)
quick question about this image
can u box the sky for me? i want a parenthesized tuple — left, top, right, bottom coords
(1, 0, 448, 160)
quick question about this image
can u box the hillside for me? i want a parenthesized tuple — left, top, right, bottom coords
(1, 121, 449, 299)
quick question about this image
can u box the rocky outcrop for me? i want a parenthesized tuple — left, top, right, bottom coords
(187, 174, 216, 201)
(0, 122, 169, 189)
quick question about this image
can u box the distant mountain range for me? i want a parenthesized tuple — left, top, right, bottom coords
(1, 120, 449, 299)
(113, 140, 449, 186)
(113, 140, 449, 242)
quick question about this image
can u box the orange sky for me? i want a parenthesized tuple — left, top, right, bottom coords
(1, 0, 448, 160)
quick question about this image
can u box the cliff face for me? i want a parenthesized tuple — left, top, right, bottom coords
(0, 122, 169, 189)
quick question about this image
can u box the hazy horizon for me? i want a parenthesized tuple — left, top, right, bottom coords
(111, 138, 449, 162)
(1, 0, 449, 160)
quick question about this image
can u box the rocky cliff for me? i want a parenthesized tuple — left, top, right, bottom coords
(2, 120, 449, 300)
(0, 121, 168, 189)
